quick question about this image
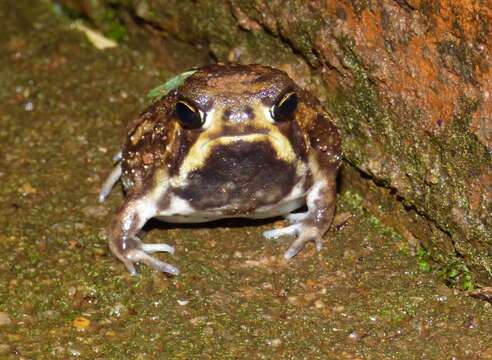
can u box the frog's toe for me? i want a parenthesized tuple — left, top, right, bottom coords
(112, 151, 122, 162)
(284, 227, 322, 260)
(128, 250, 180, 276)
(120, 258, 138, 276)
(111, 236, 179, 275)
(141, 242, 175, 254)
(285, 212, 308, 224)
(99, 163, 122, 202)
(263, 223, 301, 240)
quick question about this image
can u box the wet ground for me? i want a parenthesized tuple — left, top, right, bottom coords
(1, 1, 492, 359)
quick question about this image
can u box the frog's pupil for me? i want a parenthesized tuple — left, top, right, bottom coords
(176, 101, 203, 129)
(273, 92, 297, 122)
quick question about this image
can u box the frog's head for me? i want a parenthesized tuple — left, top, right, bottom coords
(175, 63, 300, 130)
(169, 64, 311, 188)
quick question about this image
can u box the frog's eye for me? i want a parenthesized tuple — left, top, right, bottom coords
(175, 100, 205, 129)
(272, 91, 298, 122)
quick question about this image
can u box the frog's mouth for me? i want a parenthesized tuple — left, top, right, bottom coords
(176, 133, 297, 185)
(199, 133, 289, 154)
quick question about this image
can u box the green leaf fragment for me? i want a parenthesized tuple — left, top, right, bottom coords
(146, 69, 198, 103)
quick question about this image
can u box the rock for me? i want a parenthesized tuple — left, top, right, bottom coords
(0, 312, 12, 326)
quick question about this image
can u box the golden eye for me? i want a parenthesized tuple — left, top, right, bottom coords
(175, 100, 204, 129)
(272, 91, 298, 122)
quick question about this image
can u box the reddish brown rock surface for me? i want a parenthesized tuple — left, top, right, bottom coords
(60, 0, 491, 284)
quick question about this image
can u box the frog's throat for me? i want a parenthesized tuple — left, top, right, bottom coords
(173, 133, 298, 186)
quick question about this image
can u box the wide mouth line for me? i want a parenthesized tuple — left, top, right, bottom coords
(199, 133, 280, 150)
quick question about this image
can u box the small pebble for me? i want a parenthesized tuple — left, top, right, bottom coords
(268, 338, 282, 347)
(0, 344, 10, 354)
(464, 316, 479, 329)
(41, 310, 59, 320)
(67, 347, 81, 356)
(6, 334, 21, 341)
(82, 205, 109, 218)
(287, 296, 299, 305)
(18, 182, 36, 195)
(68, 240, 80, 249)
(348, 331, 360, 341)
(332, 305, 345, 313)
(244, 260, 262, 267)
(0, 312, 12, 326)
(73, 316, 91, 330)
(109, 303, 127, 318)
(436, 295, 448, 302)
(314, 299, 325, 309)
(190, 316, 207, 326)
(24, 101, 34, 112)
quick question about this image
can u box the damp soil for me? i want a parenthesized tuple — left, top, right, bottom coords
(0, 1, 491, 359)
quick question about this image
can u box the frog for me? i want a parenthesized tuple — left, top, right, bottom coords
(99, 63, 341, 275)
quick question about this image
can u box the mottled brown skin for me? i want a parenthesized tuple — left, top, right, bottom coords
(103, 64, 341, 275)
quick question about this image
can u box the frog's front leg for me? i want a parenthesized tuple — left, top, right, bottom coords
(109, 194, 179, 275)
(284, 173, 337, 259)
(263, 172, 337, 259)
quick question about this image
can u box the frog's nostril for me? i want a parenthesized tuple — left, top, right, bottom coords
(222, 107, 255, 123)
(222, 108, 232, 121)
(243, 106, 255, 120)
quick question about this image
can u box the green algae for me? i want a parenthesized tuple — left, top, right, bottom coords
(101, 8, 127, 42)
(437, 24, 489, 84)
(53, 0, 128, 42)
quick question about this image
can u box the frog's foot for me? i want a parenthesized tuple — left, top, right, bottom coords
(284, 226, 322, 260)
(112, 151, 122, 162)
(263, 223, 301, 240)
(99, 163, 122, 203)
(110, 235, 179, 276)
(285, 211, 308, 224)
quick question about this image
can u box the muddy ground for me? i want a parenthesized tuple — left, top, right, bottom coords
(0, 2, 491, 359)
